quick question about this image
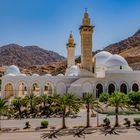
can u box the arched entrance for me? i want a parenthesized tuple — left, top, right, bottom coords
(44, 83, 53, 96)
(18, 83, 28, 97)
(120, 83, 127, 94)
(132, 83, 139, 92)
(96, 83, 103, 98)
(4, 83, 14, 100)
(31, 83, 40, 95)
(108, 83, 115, 95)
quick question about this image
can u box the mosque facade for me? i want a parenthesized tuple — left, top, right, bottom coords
(1, 11, 140, 101)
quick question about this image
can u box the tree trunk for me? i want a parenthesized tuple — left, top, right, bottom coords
(18, 106, 22, 119)
(0, 114, 1, 130)
(31, 100, 34, 113)
(62, 107, 66, 129)
(115, 106, 119, 127)
(97, 112, 99, 127)
(86, 104, 90, 127)
(43, 102, 46, 114)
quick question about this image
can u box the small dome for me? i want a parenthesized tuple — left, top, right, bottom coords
(65, 65, 80, 76)
(32, 73, 39, 76)
(5, 65, 20, 75)
(95, 51, 112, 66)
(45, 74, 52, 76)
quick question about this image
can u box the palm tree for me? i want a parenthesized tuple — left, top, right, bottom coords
(39, 94, 48, 115)
(58, 93, 80, 129)
(107, 92, 128, 127)
(82, 92, 101, 127)
(25, 94, 37, 114)
(0, 98, 7, 130)
(47, 94, 60, 115)
(21, 97, 29, 118)
(11, 97, 23, 119)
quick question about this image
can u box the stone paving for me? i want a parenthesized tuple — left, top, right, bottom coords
(1, 110, 140, 129)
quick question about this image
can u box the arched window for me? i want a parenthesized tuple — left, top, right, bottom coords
(120, 83, 127, 94)
(44, 83, 53, 96)
(31, 83, 40, 95)
(132, 83, 139, 92)
(108, 83, 115, 95)
(18, 83, 27, 97)
(4, 83, 14, 99)
(96, 84, 103, 98)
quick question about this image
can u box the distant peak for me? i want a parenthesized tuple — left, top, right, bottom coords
(1, 43, 23, 49)
(134, 29, 140, 36)
(24, 45, 40, 49)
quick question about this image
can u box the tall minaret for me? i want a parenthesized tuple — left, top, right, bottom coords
(80, 9, 94, 72)
(66, 32, 76, 68)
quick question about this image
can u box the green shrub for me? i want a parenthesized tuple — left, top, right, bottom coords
(128, 92, 140, 108)
(134, 118, 140, 126)
(103, 117, 110, 127)
(24, 121, 31, 129)
(99, 93, 110, 103)
(41, 120, 49, 128)
(124, 118, 131, 127)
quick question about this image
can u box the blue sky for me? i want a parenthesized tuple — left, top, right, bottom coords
(0, 0, 140, 56)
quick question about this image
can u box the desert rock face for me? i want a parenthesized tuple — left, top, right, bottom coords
(0, 44, 65, 67)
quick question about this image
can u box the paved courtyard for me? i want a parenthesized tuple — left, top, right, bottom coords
(1, 110, 140, 129)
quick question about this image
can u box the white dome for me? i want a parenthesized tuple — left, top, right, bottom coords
(95, 51, 112, 66)
(32, 73, 39, 76)
(5, 65, 20, 75)
(105, 54, 128, 67)
(65, 65, 80, 76)
(45, 74, 52, 76)
(104, 54, 132, 71)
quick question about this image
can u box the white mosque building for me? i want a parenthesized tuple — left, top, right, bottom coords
(1, 11, 140, 101)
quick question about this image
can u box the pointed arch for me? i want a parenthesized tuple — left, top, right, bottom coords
(120, 82, 128, 94)
(31, 81, 41, 95)
(4, 82, 15, 100)
(132, 83, 139, 92)
(107, 82, 117, 95)
(17, 81, 28, 97)
(44, 81, 54, 96)
(96, 83, 103, 98)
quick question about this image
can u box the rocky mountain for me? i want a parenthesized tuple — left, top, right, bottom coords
(104, 29, 140, 54)
(0, 44, 65, 67)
